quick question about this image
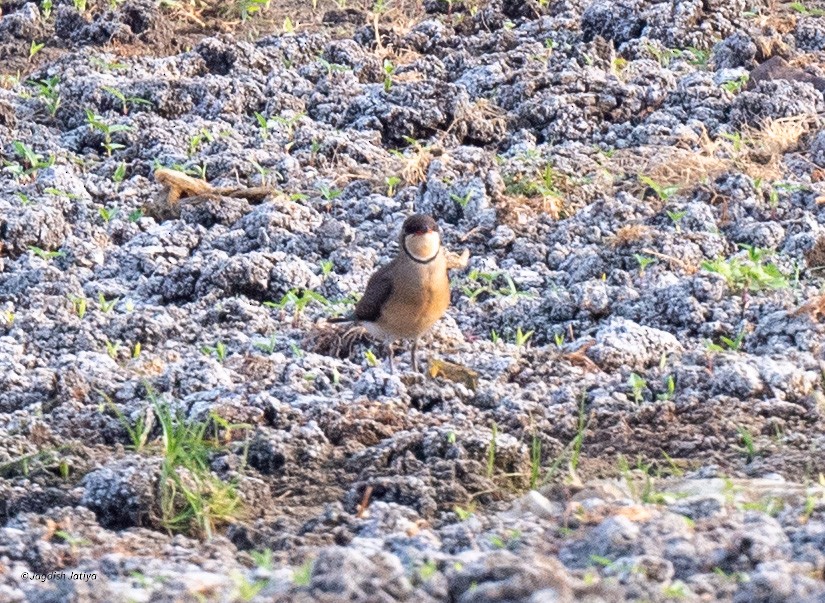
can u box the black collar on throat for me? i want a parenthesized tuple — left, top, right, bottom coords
(402, 239, 440, 264)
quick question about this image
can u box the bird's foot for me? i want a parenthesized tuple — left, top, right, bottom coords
(386, 342, 395, 374)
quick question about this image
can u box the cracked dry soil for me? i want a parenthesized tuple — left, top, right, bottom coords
(3, 0, 825, 602)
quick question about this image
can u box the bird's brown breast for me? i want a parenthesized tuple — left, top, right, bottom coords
(375, 253, 450, 340)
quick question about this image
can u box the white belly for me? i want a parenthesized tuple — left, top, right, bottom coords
(361, 321, 398, 343)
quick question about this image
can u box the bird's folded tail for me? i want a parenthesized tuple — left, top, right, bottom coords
(327, 315, 355, 324)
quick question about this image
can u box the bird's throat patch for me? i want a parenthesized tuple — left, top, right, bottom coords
(404, 232, 440, 263)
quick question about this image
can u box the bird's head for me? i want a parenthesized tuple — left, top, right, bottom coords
(401, 214, 441, 263)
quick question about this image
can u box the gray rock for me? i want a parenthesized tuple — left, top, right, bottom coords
(810, 131, 825, 168)
(670, 495, 727, 520)
(448, 551, 572, 603)
(730, 80, 824, 128)
(713, 32, 758, 70)
(732, 560, 825, 602)
(80, 456, 161, 529)
(308, 546, 416, 601)
(587, 317, 683, 370)
(710, 359, 763, 399)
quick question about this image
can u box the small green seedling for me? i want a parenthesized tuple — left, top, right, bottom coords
(98, 293, 118, 313)
(656, 375, 676, 401)
(102, 85, 151, 115)
(722, 75, 749, 94)
(589, 554, 613, 568)
(253, 334, 277, 354)
(89, 56, 126, 71)
(28, 76, 61, 116)
(666, 210, 686, 232)
(187, 128, 214, 156)
(55, 530, 90, 550)
(684, 47, 710, 68)
(701, 246, 787, 293)
(254, 112, 273, 140)
(69, 295, 87, 319)
(486, 422, 498, 477)
(317, 184, 341, 201)
(201, 341, 227, 362)
(639, 175, 678, 201)
(316, 56, 349, 76)
(662, 581, 690, 598)
(715, 328, 746, 352)
(292, 558, 313, 586)
(29, 246, 64, 260)
(385, 175, 401, 196)
(29, 41, 45, 60)
(720, 131, 744, 152)
(790, 2, 825, 16)
(383, 60, 395, 92)
(237, 0, 270, 21)
(418, 560, 437, 582)
(737, 426, 757, 462)
(85, 109, 132, 156)
(99, 206, 119, 223)
(628, 373, 646, 403)
(11, 141, 55, 177)
(514, 327, 534, 349)
(113, 162, 126, 184)
(105, 339, 121, 359)
(634, 254, 656, 275)
(250, 549, 274, 571)
(44, 187, 79, 199)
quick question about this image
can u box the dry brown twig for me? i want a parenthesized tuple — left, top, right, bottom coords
(147, 167, 274, 220)
(356, 485, 373, 518)
(428, 358, 479, 390)
(562, 340, 601, 373)
(640, 247, 696, 274)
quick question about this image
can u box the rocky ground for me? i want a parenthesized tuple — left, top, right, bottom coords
(2, 0, 825, 601)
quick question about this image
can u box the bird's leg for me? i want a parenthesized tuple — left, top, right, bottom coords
(411, 338, 419, 373)
(386, 342, 395, 374)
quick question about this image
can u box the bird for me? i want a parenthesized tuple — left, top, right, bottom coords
(329, 214, 451, 373)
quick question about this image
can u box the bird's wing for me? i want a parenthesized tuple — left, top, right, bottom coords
(354, 261, 394, 322)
